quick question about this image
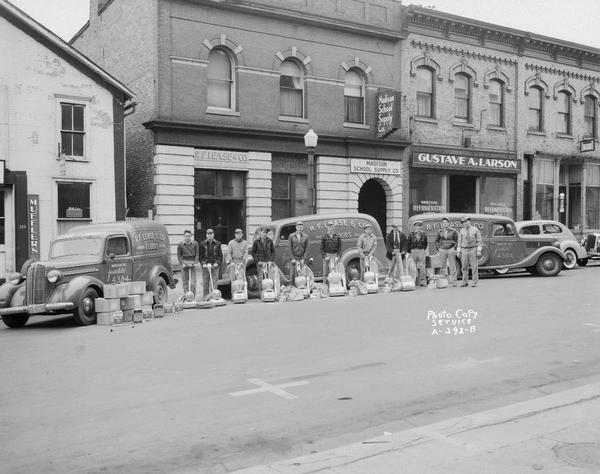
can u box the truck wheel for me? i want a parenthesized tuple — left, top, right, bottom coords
(346, 259, 360, 285)
(577, 258, 588, 266)
(73, 287, 98, 326)
(246, 266, 259, 299)
(1, 314, 29, 328)
(562, 249, 577, 270)
(535, 253, 562, 277)
(493, 268, 509, 275)
(154, 276, 168, 305)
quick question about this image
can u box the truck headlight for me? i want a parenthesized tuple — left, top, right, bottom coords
(47, 270, 63, 283)
(8, 272, 21, 285)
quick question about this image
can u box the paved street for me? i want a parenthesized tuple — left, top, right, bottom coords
(2, 265, 600, 473)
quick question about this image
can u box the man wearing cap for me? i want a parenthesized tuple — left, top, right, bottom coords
(321, 220, 342, 278)
(288, 221, 309, 286)
(457, 216, 482, 287)
(435, 217, 459, 286)
(199, 228, 223, 298)
(227, 228, 248, 283)
(407, 220, 428, 286)
(386, 223, 408, 278)
(251, 226, 275, 290)
(357, 223, 377, 279)
(177, 229, 200, 296)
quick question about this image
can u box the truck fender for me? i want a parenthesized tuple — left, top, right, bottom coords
(8, 284, 26, 308)
(0, 282, 23, 308)
(521, 246, 565, 267)
(47, 275, 104, 307)
(148, 265, 175, 289)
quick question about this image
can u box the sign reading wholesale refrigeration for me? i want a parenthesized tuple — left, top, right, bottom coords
(350, 159, 402, 176)
(28, 194, 40, 259)
(413, 153, 520, 173)
(376, 89, 400, 138)
(194, 149, 249, 170)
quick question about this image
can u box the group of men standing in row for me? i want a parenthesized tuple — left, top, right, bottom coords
(176, 214, 483, 298)
(385, 215, 482, 287)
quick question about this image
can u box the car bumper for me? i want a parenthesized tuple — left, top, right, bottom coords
(0, 302, 75, 316)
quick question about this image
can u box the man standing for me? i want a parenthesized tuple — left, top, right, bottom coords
(288, 221, 308, 286)
(407, 220, 428, 286)
(199, 228, 223, 297)
(357, 223, 377, 279)
(457, 216, 482, 287)
(250, 226, 275, 289)
(435, 217, 459, 286)
(177, 230, 199, 296)
(386, 222, 407, 278)
(227, 228, 248, 282)
(321, 220, 342, 277)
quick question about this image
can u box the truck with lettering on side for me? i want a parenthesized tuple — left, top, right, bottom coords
(217, 213, 389, 298)
(0, 220, 175, 328)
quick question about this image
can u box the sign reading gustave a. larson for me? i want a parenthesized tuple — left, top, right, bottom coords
(413, 153, 520, 173)
(28, 195, 40, 259)
(194, 149, 249, 170)
(350, 159, 401, 176)
(376, 89, 400, 138)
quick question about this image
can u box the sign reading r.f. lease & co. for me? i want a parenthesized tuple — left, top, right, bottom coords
(376, 89, 400, 138)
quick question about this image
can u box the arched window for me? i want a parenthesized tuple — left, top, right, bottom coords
(528, 86, 543, 132)
(344, 69, 365, 124)
(585, 95, 597, 138)
(489, 79, 504, 127)
(454, 73, 470, 122)
(207, 48, 234, 109)
(280, 59, 304, 117)
(416, 66, 434, 118)
(557, 91, 571, 134)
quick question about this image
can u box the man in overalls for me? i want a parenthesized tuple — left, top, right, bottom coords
(457, 216, 482, 287)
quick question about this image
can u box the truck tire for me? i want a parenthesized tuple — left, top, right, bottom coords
(154, 276, 168, 305)
(562, 248, 577, 270)
(246, 265, 260, 299)
(1, 314, 29, 328)
(535, 253, 562, 277)
(577, 258, 588, 266)
(72, 287, 98, 326)
(345, 259, 360, 285)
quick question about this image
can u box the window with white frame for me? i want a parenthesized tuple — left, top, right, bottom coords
(454, 73, 470, 122)
(344, 68, 365, 124)
(528, 86, 543, 131)
(416, 66, 434, 118)
(489, 79, 504, 127)
(584, 95, 597, 138)
(207, 48, 234, 109)
(60, 103, 85, 157)
(557, 91, 571, 135)
(280, 59, 304, 117)
(57, 182, 91, 234)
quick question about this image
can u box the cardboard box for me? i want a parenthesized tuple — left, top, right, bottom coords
(154, 304, 165, 318)
(117, 283, 129, 298)
(142, 308, 154, 320)
(174, 302, 184, 313)
(113, 310, 123, 324)
(122, 309, 134, 323)
(103, 285, 120, 299)
(164, 303, 174, 315)
(142, 291, 154, 305)
(133, 309, 144, 323)
(97, 312, 114, 326)
(127, 281, 146, 295)
(95, 298, 121, 313)
(120, 295, 142, 311)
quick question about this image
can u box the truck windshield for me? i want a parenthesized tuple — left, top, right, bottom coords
(49, 237, 104, 259)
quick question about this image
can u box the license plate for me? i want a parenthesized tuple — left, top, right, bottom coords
(27, 304, 46, 314)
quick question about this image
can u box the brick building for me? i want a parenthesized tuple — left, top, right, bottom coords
(401, 6, 600, 235)
(72, 0, 410, 256)
(0, 0, 134, 277)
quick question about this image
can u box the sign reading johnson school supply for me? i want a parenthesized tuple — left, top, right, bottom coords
(413, 153, 520, 173)
(376, 89, 400, 139)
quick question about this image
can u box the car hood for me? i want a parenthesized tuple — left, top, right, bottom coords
(32, 256, 102, 269)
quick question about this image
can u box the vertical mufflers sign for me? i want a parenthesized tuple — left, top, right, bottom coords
(28, 195, 40, 259)
(376, 89, 400, 138)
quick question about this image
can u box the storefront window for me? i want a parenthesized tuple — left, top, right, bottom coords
(586, 164, 600, 229)
(409, 172, 445, 216)
(567, 166, 581, 229)
(272, 173, 308, 220)
(535, 159, 554, 219)
(480, 176, 515, 219)
(57, 182, 91, 235)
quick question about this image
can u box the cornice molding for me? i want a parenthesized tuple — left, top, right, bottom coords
(410, 40, 516, 66)
(524, 63, 600, 83)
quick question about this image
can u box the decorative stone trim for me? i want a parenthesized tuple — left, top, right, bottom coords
(552, 78, 577, 101)
(524, 63, 600, 83)
(483, 65, 512, 92)
(273, 47, 313, 76)
(409, 52, 443, 81)
(340, 56, 374, 83)
(202, 35, 245, 66)
(524, 72, 550, 98)
(410, 40, 516, 66)
(580, 83, 600, 103)
(448, 58, 479, 87)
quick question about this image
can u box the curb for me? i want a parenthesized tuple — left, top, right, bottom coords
(233, 381, 600, 473)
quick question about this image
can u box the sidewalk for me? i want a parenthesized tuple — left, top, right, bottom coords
(234, 382, 600, 474)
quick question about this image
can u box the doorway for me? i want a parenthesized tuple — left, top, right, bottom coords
(194, 199, 244, 244)
(449, 175, 477, 213)
(358, 179, 387, 233)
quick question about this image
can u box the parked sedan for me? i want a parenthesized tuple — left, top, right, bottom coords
(515, 220, 588, 269)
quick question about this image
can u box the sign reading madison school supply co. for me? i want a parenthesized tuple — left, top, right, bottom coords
(412, 153, 520, 173)
(376, 89, 400, 138)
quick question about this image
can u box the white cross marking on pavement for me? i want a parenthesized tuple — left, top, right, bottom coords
(229, 378, 310, 400)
